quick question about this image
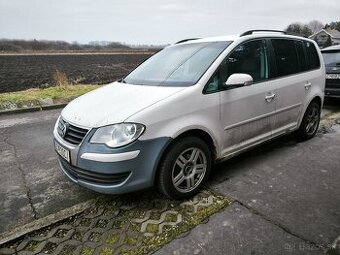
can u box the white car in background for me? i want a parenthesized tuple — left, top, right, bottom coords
(54, 30, 325, 199)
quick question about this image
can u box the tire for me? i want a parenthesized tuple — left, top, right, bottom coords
(296, 101, 321, 141)
(157, 136, 212, 199)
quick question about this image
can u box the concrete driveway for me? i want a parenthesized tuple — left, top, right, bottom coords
(0, 101, 339, 254)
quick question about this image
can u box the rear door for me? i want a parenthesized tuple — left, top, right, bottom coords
(269, 39, 311, 136)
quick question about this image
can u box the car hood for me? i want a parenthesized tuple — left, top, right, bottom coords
(61, 82, 185, 128)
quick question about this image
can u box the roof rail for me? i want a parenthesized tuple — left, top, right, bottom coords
(240, 30, 287, 37)
(175, 38, 200, 44)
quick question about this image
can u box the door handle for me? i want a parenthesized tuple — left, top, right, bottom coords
(265, 93, 276, 103)
(304, 82, 312, 90)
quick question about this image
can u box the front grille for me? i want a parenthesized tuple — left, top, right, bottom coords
(57, 118, 89, 145)
(59, 157, 130, 185)
(326, 79, 340, 88)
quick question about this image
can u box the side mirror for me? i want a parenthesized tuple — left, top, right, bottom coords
(225, 73, 253, 87)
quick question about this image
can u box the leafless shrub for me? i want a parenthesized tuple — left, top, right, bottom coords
(53, 70, 70, 89)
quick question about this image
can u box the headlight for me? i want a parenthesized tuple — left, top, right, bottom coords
(90, 123, 145, 148)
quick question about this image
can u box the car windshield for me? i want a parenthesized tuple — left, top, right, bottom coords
(123, 41, 231, 86)
(322, 51, 340, 67)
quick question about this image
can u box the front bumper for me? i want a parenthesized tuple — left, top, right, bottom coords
(54, 126, 171, 194)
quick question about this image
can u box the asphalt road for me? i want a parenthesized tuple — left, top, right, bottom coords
(0, 109, 97, 235)
(0, 101, 339, 254)
(158, 106, 340, 254)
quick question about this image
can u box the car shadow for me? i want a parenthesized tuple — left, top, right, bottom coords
(324, 97, 340, 110)
(208, 132, 300, 187)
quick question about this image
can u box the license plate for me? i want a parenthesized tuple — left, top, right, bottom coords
(326, 74, 340, 79)
(55, 141, 70, 162)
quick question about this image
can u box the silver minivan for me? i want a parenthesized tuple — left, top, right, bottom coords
(54, 30, 325, 199)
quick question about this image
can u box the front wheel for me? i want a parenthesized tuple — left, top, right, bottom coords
(296, 102, 321, 141)
(157, 137, 212, 199)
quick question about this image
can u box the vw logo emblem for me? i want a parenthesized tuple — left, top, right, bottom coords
(60, 122, 68, 137)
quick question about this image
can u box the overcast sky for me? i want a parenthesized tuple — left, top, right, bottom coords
(0, 0, 339, 45)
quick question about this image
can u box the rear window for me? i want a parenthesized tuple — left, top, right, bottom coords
(322, 50, 340, 67)
(295, 41, 308, 71)
(305, 41, 320, 70)
(271, 39, 299, 77)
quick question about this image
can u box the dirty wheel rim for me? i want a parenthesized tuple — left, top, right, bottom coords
(305, 105, 320, 135)
(172, 147, 207, 193)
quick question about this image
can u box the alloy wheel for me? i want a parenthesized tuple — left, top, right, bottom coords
(171, 147, 207, 193)
(305, 105, 320, 135)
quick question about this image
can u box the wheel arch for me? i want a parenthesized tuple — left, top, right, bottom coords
(298, 95, 323, 128)
(309, 95, 322, 108)
(153, 128, 217, 184)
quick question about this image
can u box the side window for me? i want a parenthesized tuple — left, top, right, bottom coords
(295, 41, 308, 72)
(204, 40, 269, 93)
(305, 41, 320, 70)
(205, 72, 219, 93)
(224, 40, 269, 83)
(271, 39, 299, 77)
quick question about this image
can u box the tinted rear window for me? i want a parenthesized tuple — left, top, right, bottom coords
(305, 41, 320, 70)
(295, 41, 308, 71)
(271, 39, 299, 77)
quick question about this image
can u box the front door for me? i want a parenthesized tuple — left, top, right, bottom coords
(217, 39, 276, 156)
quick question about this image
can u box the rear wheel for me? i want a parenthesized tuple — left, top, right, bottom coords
(296, 102, 321, 140)
(157, 136, 212, 199)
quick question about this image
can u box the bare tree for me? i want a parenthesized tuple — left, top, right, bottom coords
(308, 20, 324, 34)
(285, 23, 313, 37)
(324, 21, 340, 31)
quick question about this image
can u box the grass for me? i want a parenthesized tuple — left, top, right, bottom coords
(0, 84, 100, 105)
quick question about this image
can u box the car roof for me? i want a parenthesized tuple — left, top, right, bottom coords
(321, 45, 340, 52)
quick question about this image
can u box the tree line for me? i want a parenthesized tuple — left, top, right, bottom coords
(1, 20, 339, 52)
(285, 20, 340, 38)
(0, 39, 131, 53)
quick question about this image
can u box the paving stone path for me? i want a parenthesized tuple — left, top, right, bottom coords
(0, 190, 229, 255)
